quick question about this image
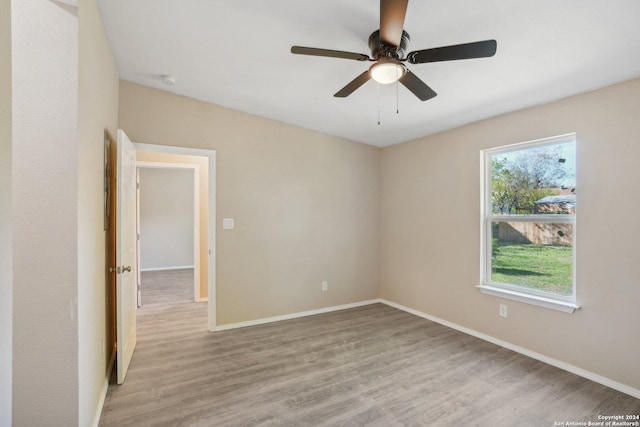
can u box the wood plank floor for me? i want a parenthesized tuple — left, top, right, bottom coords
(99, 302, 640, 426)
(140, 268, 194, 306)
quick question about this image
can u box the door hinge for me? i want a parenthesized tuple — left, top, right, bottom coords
(137, 233, 140, 241)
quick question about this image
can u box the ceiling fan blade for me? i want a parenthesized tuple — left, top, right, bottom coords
(407, 39, 497, 64)
(291, 46, 370, 61)
(334, 70, 371, 98)
(399, 69, 437, 101)
(380, 0, 409, 47)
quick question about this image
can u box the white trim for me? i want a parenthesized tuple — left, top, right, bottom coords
(91, 378, 108, 427)
(380, 299, 640, 400)
(214, 299, 382, 331)
(134, 143, 217, 331)
(135, 143, 216, 158)
(139, 265, 195, 272)
(93, 346, 116, 427)
(193, 165, 200, 301)
(489, 214, 574, 223)
(480, 133, 578, 305)
(476, 284, 580, 313)
(487, 133, 576, 155)
(136, 161, 197, 170)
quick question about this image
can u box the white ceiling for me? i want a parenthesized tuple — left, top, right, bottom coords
(97, 0, 640, 147)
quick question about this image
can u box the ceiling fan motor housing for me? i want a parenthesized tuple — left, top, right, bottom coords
(369, 29, 410, 59)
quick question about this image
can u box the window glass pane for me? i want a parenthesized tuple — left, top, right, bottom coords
(490, 141, 575, 215)
(490, 222, 573, 296)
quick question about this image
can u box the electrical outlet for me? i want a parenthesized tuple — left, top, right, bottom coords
(322, 281, 328, 291)
(499, 304, 508, 318)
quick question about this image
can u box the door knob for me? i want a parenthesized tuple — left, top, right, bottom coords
(122, 265, 132, 273)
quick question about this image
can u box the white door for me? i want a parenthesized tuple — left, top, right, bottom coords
(116, 129, 137, 384)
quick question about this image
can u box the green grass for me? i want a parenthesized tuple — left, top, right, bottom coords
(491, 243, 573, 295)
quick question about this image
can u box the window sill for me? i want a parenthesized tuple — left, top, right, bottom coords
(476, 284, 580, 314)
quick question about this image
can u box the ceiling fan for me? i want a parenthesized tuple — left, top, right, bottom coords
(291, 0, 497, 101)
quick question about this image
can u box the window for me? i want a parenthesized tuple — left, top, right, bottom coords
(478, 134, 579, 313)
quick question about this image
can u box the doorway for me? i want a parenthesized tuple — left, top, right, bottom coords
(107, 133, 217, 384)
(134, 143, 217, 331)
(136, 163, 199, 306)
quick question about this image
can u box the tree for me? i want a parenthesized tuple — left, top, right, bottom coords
(491, 157, 513, 214)
(492, 147, 568, 214)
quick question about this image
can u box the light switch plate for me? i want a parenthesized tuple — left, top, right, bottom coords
(222, 218, 234, 230)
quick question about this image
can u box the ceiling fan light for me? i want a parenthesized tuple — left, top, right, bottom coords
(370, 61, 406, 84)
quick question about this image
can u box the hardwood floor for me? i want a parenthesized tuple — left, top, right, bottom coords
(99, 302, 639, 426)
(140, 268, 194, 306)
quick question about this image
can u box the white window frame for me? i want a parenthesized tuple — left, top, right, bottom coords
(477, 133, 580, 313)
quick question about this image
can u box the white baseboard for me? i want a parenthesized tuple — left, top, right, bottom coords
(93, 347, 116, 427)
(92, 377, 109, 427)
(214, 299, 381, 331)
(140, 265, 194, 272)
(380, 299, 640, 400)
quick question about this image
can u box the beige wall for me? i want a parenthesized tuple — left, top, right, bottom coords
(380, 78, 640, 391)
(2, 0, 119, 424)
(139, 168, 195, 270)
(11, 0, 79, 424)
(136, 151, 210, 299)
(77, 0, 119, 425)
(0, 0, 12, 423)
(119, 81, 381, 325)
